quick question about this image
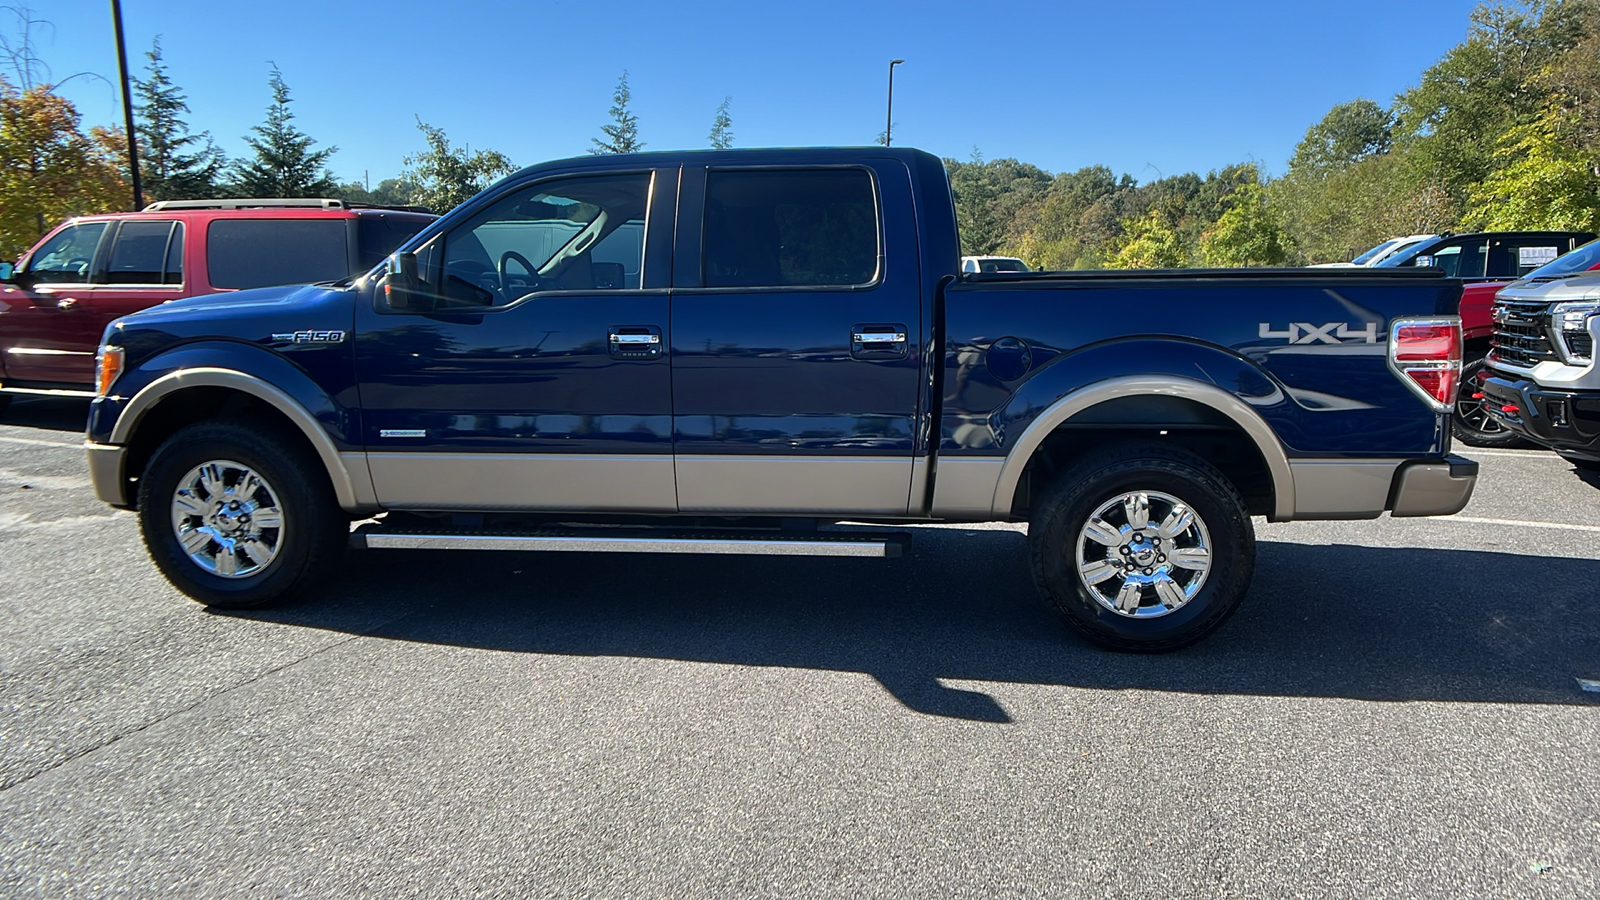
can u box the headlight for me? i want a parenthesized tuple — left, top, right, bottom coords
(94, 345, 124, 396)
(1550, 301, 1598, 364)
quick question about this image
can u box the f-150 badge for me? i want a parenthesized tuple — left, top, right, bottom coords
(1259, 322, 1380, 344)
(269, 330, 346, 344)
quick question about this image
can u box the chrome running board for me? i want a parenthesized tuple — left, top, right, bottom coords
(351, 526, 908, 558)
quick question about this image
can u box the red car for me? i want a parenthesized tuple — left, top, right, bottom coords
(1453, 237, 1600, 445)
(0, 199, 434, 409)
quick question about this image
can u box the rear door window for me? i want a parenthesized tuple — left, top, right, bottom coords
(1488, 238, 1561, 278)
(103, 220, 182, 284)
(702, 169, 879, 288)
(206, 219, 349, 289)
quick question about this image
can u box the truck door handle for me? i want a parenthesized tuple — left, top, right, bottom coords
(608, 325, 664, 360)
(851, 323, 908, 360)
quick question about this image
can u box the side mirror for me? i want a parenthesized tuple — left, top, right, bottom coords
(381, 252, 433, 312)
(1413, 255, 1434, 268)
(0, 261, 13, 282)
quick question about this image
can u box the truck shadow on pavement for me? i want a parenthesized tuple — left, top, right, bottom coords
(220, 528, 1600, 723)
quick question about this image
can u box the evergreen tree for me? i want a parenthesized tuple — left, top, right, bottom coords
(591, 71, 643, 154)
(229, 65, 337, 197)
(133, 38, 223, 202)
(709, 96, 733, 149)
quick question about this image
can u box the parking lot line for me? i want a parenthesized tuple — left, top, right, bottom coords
(1464, 448, 1567, 460)
(1443, 515, 1600, 533)
(0, 434, 81, 449)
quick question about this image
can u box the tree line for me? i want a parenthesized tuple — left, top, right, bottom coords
(6, 2, 1599, 265)
(954, 1, 1600, 268)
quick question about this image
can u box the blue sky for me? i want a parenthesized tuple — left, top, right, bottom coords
(32, 0, 1481, 186)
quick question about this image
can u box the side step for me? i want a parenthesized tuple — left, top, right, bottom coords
(350, 525, 909, 558)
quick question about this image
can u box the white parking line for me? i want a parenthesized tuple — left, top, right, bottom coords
(1465, 448, 1565, 460)
(1442, 515, 1600, 534)
(0, 435, 80, 449)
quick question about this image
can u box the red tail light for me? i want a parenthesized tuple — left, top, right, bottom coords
(1387, 317, 1462, 412)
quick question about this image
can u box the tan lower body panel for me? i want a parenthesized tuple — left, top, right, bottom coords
(366, 452, 678, 512)
(674, 455, 913, 515)
(1289, 458, 1403, 519)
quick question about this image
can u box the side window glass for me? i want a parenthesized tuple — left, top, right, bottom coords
(104, 221, 178, 284)
(703, 169, 879, 288)
(1493, 241, 1559, 278)
(1425, 245, 1463, 277)
(439, 173, 651, 307)
(164, 223, 185, 284)
(207, 219, 349, 289)
(21, 222, 108, 284)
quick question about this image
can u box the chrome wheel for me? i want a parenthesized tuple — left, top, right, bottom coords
(169, 459, 285, 579)
(1075, 490, 1211, 618)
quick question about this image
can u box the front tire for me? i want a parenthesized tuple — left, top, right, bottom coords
(1028, 442, 1255, 652)
(1453, 357, 1521, 447)
(137, 419, 345, 608)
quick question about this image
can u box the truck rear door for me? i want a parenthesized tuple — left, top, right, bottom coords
(668, 160, 924, 514)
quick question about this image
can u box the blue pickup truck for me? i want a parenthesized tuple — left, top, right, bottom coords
(83, 147, 1476, 651)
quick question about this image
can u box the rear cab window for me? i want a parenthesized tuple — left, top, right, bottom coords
(206, 219, 349, 290)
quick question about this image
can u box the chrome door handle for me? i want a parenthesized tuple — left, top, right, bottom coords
(852, 332, 905, 344)
(609, 333, 660, 344)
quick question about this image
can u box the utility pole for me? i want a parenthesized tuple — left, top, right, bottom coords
(886, 59, 904, 147)
(110, 0, 143, 210)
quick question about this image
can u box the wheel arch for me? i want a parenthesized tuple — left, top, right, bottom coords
(995, 376, 1295, 521)
(112, 368, 374, 513)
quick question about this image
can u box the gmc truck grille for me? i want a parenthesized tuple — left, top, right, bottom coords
(1491, 297, 1558, 366)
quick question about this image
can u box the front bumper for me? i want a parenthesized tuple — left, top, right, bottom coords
(86, 441, 130, 507)
(1479, 375, 1600, 459)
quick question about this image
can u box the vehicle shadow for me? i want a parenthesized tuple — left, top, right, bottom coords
(0, 396, 90, 432)
(219, 529, 1600, 722)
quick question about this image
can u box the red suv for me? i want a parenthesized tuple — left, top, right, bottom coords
(0, 199, 435, 407)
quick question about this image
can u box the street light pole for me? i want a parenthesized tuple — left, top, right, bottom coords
(110, 0, 143, 211)
(886, 59, 904, 147)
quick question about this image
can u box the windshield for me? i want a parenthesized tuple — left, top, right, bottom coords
(1524, 237, 1600, 279)
(1350, 239, 1400, 266)
(1373, 238, 1440, 267)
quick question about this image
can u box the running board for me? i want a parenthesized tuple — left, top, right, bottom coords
(350, 526, 908, 558)
(0, 384, 97, 398)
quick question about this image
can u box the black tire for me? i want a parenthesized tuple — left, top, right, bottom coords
(1028, 442, 1255, 652)
(136, 419, 345, 608)
(1453, 357, 1522, 448)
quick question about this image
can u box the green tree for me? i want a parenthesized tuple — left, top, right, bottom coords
(402, 117, 515, 213)
(709, 96, 733, 149)
(0, 76, 125, 258)
(1104, 208, 1188, 268)
(591, 71, 643, 154)
(1465, 105, 1600, 230)
(333, 176, 423, 207)
(133, 38, 224, 202)
(1199, 182, 1288, 266)
(229, 65, 337, 198)
(1288, 99, 1393, 175)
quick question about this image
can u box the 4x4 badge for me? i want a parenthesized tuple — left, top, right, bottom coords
(269, 330, 346, 344)
(1259, 322, 1380, 344)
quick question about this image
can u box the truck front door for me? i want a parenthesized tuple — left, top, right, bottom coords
(355, 167, 678, 512)
(668, 162, 924, 514)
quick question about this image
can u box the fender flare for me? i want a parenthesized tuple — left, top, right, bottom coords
(991, 375, 1296, 520)
(111, 367, 372, 512)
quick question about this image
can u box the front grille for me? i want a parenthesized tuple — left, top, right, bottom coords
(1491, 297, 1558, 366)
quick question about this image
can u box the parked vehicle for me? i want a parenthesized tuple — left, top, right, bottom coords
(0, 199, 435, 409)
(1479, 240, 1600, 469)
(1310, 234, 1437, 268)
(961, 255, 1030, 273)
(1454, 237, 1600, 446)
(82, 148, 1476, 652)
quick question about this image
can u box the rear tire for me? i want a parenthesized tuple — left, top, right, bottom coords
(1028, 442, 1255, 652)
(136, 419, 345, 608)
(1453, 357, 1521, 447)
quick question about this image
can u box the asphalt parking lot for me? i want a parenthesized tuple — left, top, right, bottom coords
(1, 395, 1596, 898)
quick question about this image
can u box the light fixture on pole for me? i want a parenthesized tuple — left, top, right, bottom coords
(886, 59, 904, 147)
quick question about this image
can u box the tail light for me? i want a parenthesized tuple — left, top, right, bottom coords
(1387, 317, 1461, 412)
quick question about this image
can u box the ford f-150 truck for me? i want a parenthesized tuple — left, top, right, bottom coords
(82, 148, 1477, 652)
